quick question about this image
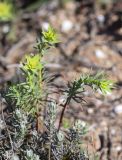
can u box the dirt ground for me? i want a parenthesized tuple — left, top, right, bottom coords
(0, 1, 122, 159)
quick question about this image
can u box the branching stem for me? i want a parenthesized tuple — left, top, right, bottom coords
(58, 96, 71, 131)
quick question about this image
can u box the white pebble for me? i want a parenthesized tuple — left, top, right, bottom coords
(2, 25, 10, 33)
(41, 22, 49, 31)
(116, 146, 122, 151)
(97, 14, 105, 23)
(88, 108, 94, 114)
(61, 20, 73, 32)
(114, 104, 122, 114)
(111, 129, 116, 135)
(95, 49, 106, 58)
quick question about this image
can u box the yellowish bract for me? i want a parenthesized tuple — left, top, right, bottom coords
(42, 26, 59, 44)
(0, 2, 12, 21)
(24, 54, 42, 71)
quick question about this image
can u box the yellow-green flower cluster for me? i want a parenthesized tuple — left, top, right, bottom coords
(0, 2, 13, 21)
(42, 26, 59, 44)
(23, 54, 42, 71)
(99, 79, 113, 94)
(73, 72, 114, 95)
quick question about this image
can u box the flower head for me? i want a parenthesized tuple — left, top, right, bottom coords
(42, 26, 59, 44)
(99, 79, 113, 94)
(23, 54, 42, 71)
(0, 2, 13, 21)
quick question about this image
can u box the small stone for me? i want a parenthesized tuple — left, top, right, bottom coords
(2, 25, 10, 33)
(95, 49, 106, 58)
(97, 14, 105, 23)
(88, 108, 94, 114)
(114, 104, 122, 115)
(111, 129, 116, 135)
(61, 20, 73, 32)
(41, 22, 49, 30)
(116, 146, 122, 152)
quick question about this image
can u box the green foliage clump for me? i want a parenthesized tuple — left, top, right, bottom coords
(1, 26, 114, 159)
(42, 26, 59, 44)
(7, 26, 59, 115)
(35, 26, 59, 56)
(71, 72, 113, 95)
(58, 71, 114, 130)
(7, 54, 43, 115)
(0, 2, 13, 21)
